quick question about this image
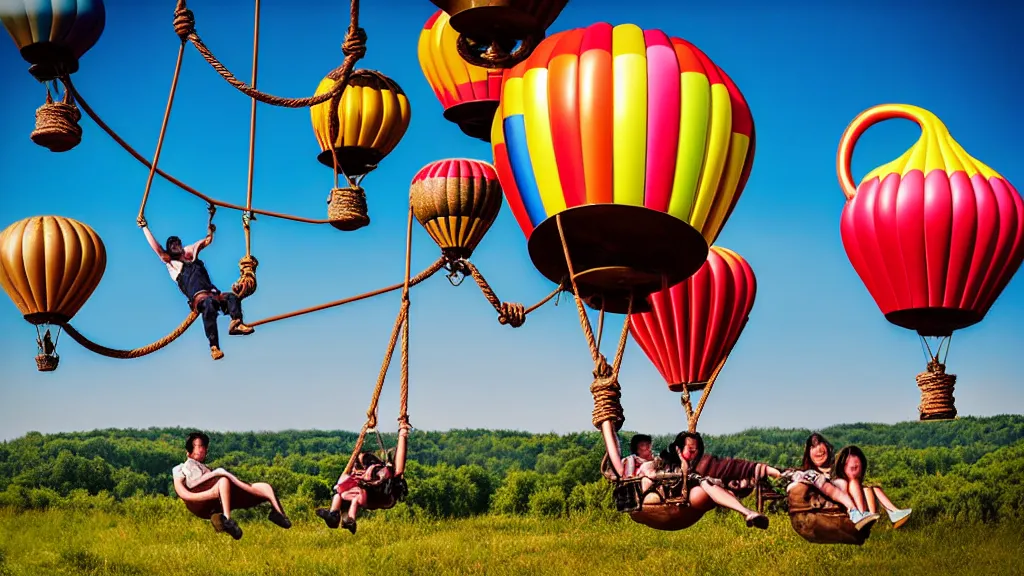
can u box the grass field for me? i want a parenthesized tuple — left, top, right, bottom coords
(1, 507, 1022, 576)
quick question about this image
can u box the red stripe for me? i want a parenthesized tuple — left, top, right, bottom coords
(547, 29, 587, 208)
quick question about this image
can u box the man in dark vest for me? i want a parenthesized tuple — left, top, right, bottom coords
(142, 218, 254, 360)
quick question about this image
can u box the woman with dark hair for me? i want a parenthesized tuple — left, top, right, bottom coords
(636, 431, 769, 529)
(833, 446, 912, 529)
(784, 433, 879, 530)
(622, 433, 654, 477)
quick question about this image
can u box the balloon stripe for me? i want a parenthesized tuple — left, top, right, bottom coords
(547, 33, 586, 208)
(896, 170, 928, 309)
(943, 171, 978, 308)
(703, 135, 751, 242)
(923, 170, 953, 307)
(961, 173, 1000, 309)
(668, 71, 710, 222)
(642, 30, 680, 213)
(689, 84, 732, 238)
(578, 24, 613, 204)
(27, 0, 53, 46)
(611, 24, 647, 207)
(65, 0, 105, 60)
(522, 66, 566, 218)
(503, 116, 547, 227)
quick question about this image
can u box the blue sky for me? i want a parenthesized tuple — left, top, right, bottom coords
(1, 1, 1021, 441)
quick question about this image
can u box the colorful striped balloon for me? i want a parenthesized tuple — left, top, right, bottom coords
(429, 0, 568, 69)
(418, 10, 502, 141)
(410, 158, 504, 260)
(1, 0, 106, 80)
(629, 246, 756, 393)
(492, 23, 756, 244)
(837, 104, 1024, 337)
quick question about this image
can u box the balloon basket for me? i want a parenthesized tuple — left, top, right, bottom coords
(885, 307, 982, 337)
(443, 100, 498, 143)
(35, 353, 59, 372)
(528, 204, 708, 314)
(316, 147, 383, 178)
(327, 186, 370, 231)
(916, 360, 957, 421)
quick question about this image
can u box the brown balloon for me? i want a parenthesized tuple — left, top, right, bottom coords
(0, 216, 107, 325)
(409, 158, 503, 260)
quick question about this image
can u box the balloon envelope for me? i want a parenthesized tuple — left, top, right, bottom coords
(0, 215, 107, 325)
(1, 0, 106, 78)
(418, 9, 502, 142)
(837, 104, 1024, 337)
(410, 158, 504, 260)
(629, 246, 756, 392)
(310, 70, 411, 177)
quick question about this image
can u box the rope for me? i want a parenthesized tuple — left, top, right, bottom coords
(177, 0, 365, 109)
(343, 208, 416, 476)
(232, 255, 259, 300)
(62, 75, 332, 224)
(688, 355, 727, 432)
(31, 82, 83, 152)
(136, 39, 187, 226)
(917, 358, 957, 420)
(242, 0, 260, 260)
(327, 187, 369, 231)
(458, 259, 531, 327)
(247, 257, 444, 327)
(61, 312, 200, 359)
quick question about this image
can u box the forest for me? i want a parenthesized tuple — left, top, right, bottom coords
(1, 414, 1022, 524)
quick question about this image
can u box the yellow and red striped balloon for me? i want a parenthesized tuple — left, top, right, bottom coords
(418, 9, 502, 139)
(492, 23, 755, 243)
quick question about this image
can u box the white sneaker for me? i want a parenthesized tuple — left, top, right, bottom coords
(888, 508, 912, 529)
(849, 509, 880, 530)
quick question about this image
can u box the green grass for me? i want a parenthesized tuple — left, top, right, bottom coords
(1, 508, 1021, 576)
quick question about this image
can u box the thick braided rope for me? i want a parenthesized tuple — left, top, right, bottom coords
(460, 260, 527, 327)
(589, 300, 633, 430)
(917, 359, 957, 420)
(232, 255, 259, 300)
(175, 1, 365, 108)
(61, 312, 199, 359)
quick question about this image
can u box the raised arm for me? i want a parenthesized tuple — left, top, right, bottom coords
(186, 223, 215, 259)
(142, 225, 171, 263)
(393, 422, 411, 476)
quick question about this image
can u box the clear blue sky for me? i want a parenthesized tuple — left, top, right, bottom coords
(1, 1, 1021, 441)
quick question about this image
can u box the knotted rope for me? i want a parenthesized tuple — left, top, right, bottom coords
(232, 255, 259, 300)
(450, 258, 560, 328)
(680, 356, 728, 432)
(31, 84, 82, 152)
(177, 0, 365, 109)
(917, 358, 957, 421)
(327, 186, 370, 231)
(61, 312, 200, 359)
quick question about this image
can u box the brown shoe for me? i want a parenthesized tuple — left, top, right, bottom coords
(229, 319, 255, 336)
(211, 346, 224, 360)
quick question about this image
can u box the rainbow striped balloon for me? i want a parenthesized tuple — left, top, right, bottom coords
(418, 10, 502, 115)
(492, 22, 755, 243)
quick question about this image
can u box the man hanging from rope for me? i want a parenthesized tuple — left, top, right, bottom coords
(139, 208, 254, 360)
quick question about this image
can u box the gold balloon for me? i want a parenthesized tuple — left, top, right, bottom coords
(310, 70, 411, 177)
(0, 216, 107, 325)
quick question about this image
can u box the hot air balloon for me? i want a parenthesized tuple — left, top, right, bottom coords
(0, 216, 107, 371)
(630, 246, 756, 394)
(428, 0, 567, 69)
(311, 69, 411, 231)
(492, 23, 756, 314)
(1, 0, 106, 81)
(410, 158, 504, 261)
(836, 103, 1024, 420)
(418, 9, 503, 142)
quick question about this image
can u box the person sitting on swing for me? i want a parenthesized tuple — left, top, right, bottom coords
(782, 432, 880, 530)
(832, 445, 912, 529)
(140, 213, 254, 360)
(636, 431, 770, 529)
(316, 421, 411, 534)
(622, 433, 654, 478)
(172, 431, 291, 540)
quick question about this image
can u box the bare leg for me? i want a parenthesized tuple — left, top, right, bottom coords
(815, 478, 861, 511)
(846, 479, 869, 511)
(216, 477, 233, 518)
(869, 486, 900, 512)
(347, 498, 360, 520)
(864, 486, 879, 514)
(248, 482, 285, 515)
(697, 481, 767, 528)
(329, 493, 343, 513)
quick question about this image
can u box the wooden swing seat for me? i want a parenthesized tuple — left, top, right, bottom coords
(787, 482, 872, 545)
(174, 476, 269, 520)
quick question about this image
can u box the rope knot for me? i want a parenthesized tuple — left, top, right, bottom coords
(173, 7, 195, 40)
(916, 358, 957, 421)
(590, 356, 624, 431)
(327, 186, 370, 231)
(31, 90, 82, 153)
(366, 414, 378, 430)
(498, 302, 526, 328)
(342, 27, 368, 60)
(231, 255, 259, 300)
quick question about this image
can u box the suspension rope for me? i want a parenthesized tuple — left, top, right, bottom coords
(454, 259, 561, 328)
(61, 312, 200, 359)
(343, 208, 415, 476)
(688, 356, 727, 432)
(231, 0, 262, 301)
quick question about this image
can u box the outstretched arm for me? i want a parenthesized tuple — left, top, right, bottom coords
(393, 423, 411, 476)
(142, 226, 171, 263)
(186, 224, 215, 259)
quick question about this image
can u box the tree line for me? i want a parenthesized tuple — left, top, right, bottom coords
(1, 415, 1022, 523)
